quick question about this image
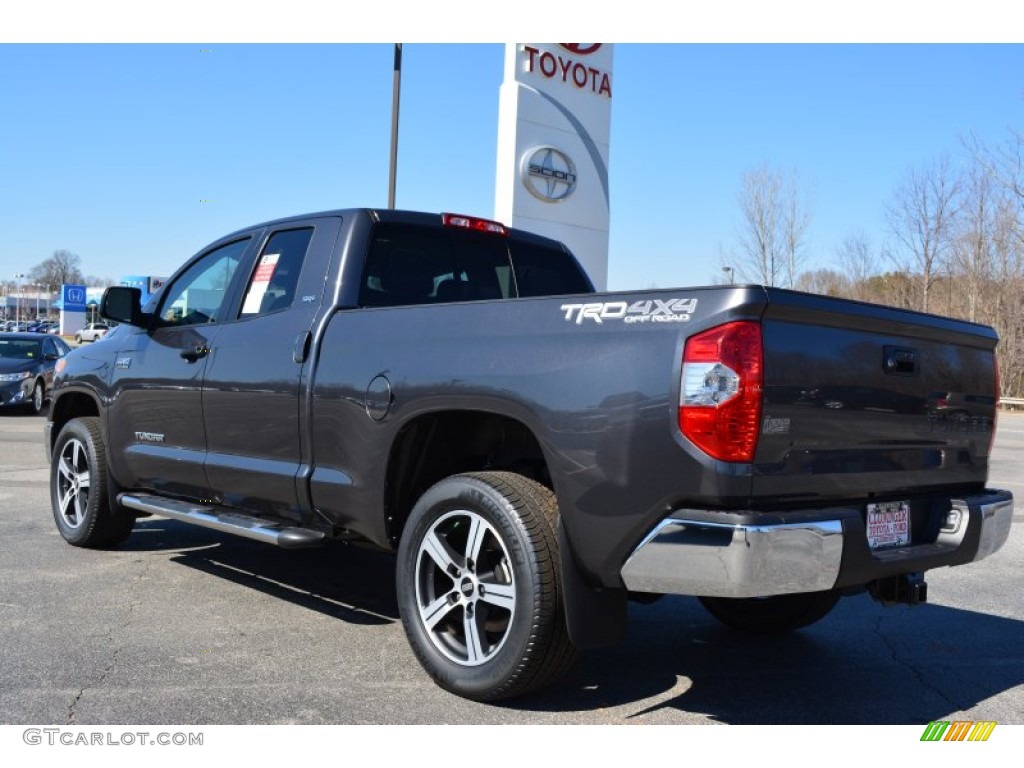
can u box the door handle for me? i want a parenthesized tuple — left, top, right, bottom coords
(883, 346, 917, 376)
(292, 331, 312, 364)
(180, 345, 210, 363)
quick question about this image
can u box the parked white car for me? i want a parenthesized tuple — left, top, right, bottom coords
(74, 323, 109, 344)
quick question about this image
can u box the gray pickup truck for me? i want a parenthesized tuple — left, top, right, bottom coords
(46, 208, 1013, 701)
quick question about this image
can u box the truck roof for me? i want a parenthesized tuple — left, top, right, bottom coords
(216, 208, 570, 251)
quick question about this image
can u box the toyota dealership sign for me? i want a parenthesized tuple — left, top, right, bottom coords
(494, 43, 614, 289)
(522, 44, 612, 98)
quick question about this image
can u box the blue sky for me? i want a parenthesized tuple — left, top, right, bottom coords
(1, 34, 1022, 291)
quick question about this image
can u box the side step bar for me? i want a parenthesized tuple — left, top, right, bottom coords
(119, 493, 325, 549)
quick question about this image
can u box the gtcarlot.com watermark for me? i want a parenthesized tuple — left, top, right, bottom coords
(23, 728, 203, 747)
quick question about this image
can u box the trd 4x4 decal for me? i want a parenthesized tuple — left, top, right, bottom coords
(560, 298, 698, 325)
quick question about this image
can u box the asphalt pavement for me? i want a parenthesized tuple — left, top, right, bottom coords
(1, 409, 1022, 725)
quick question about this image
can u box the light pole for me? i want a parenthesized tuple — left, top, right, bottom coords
(722, 266, 734, 285)
(14, 273, 26, 324)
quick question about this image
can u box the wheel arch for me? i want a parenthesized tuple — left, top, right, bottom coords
(381, 408, 629, 652)
(383, 409, 552, 547)
(48, 389, 101, 456)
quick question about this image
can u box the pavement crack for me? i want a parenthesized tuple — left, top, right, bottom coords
(66, 557, 151, 724)
(873, 613, 963, 716)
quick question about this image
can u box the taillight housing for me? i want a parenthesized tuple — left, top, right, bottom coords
(679, 321, 763, 462)
(442, 213, 508, 236)
(990, 356, 1000, 456)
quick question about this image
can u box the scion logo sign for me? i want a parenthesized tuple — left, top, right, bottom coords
(522, 146, 577, 202)
(561, 298, 698, 325)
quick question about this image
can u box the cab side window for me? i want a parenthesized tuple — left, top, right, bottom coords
(360, 224, 512, 307)
(239, 228, 314, 317)
(158, 239, 250, 326)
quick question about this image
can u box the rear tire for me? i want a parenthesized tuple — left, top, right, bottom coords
(396, 472, 576, 701)
(51, 417, 134, 547)
(699, 590, 841, 634)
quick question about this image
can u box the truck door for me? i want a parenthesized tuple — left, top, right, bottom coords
(106, 237, 254, 499)
(201, 217, 340, 523)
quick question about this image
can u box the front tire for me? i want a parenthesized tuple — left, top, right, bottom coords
(699, 590, 841, 634)
(27, 380, 45, 415)
(396, 472, 576, 701)
(51, 417, 134, 547)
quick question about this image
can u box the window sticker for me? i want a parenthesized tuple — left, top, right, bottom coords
(241, 253, 280, 315)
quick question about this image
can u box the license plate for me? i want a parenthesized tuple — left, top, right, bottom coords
(867, 501, 911, 550)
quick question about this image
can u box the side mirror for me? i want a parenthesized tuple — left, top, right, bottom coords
(100, 286, 146, 327)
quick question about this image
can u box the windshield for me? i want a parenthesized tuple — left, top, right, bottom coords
(0, 339, 42, 360)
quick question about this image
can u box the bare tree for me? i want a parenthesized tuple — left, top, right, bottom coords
(965, 128, 1024, 245)
(950, 164, 999, 323)
(736, 165, 782, 285)
(782, 172, 812, 288)
(963, 129, 1024, 396)
(794, 268, 848, 296)
(861, 269, 916, 310)
(834, 233, 878, 302)
(885, 157, 961, 313)
(29, 249, 85, 289)
(989, 195, 1024, 397)
(734, 165, 812, 288)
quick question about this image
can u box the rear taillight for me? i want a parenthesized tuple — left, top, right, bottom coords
(679, 321, 763, 462)
(442, 213, 508, 236)
(990, 356, 1000, 456)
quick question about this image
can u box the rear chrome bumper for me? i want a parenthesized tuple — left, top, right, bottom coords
(621, 518, 844, 598)
(972, 495, 1014, 561)
(620, 491, 1013, 599)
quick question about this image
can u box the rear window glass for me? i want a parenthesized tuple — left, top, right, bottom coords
(508, 239, 591, 297)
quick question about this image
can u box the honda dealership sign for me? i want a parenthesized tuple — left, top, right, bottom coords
(62, 285, 87, 313)
(60, 283, 88, 336)
(495, 43, 613, 289)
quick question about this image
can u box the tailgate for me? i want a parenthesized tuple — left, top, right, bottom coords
(753, 290, 998, 504)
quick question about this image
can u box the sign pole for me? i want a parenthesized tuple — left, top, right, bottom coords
(388, 43, 402, 209)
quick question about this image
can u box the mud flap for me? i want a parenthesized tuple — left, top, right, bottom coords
(558, 519, 628, 649)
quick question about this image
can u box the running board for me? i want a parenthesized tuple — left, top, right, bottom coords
(119, 493, 325, 549)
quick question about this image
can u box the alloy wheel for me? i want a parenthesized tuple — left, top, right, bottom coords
(55, 437, 90, 529)
(414, 509, 516, 666)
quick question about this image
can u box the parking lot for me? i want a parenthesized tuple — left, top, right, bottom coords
(1, 409, 1022, 725)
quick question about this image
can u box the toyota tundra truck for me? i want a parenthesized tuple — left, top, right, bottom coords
(45, 208, 1013, 701)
